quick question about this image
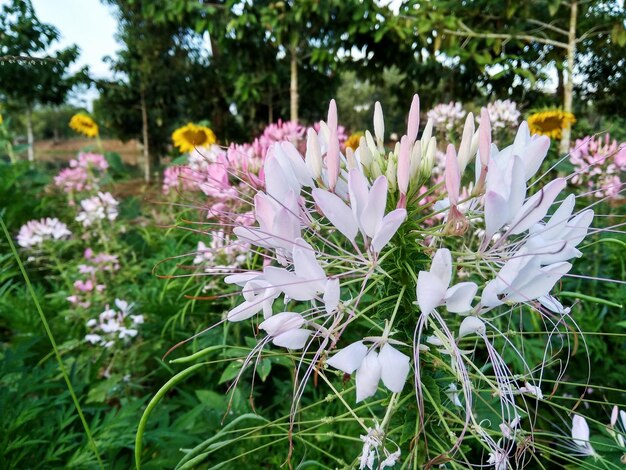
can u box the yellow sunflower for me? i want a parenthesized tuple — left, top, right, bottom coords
(172, 123, 216, 153)
(527, 109, 576, 140)
(345, 131, 364, 151)
(69, 113, 99, 138)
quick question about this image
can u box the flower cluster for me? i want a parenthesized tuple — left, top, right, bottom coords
(75, 192, 119, 228)
(569, 134, 626, 198)
(163, 119, 350, 198)
(427, 101, 465, 133)
(162, 165, 202, 195)
(179, 94, 605, 469)
(54, 152, 109, 195)
(85, 299, 143, 348)
(192, 231, 250, 274)
(254, 120, 306, 156)
(17, 218, 71, 248)
(486, 99, 521, 129)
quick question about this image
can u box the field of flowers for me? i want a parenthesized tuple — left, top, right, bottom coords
(1, 97, 625, 470)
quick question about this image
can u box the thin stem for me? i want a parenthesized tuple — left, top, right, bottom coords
(0, 215, 104, 469)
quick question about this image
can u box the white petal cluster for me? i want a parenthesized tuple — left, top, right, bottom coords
(76, 191, 119, 227)
(85, 299, 143, 348)
(17, 217, 71, 248)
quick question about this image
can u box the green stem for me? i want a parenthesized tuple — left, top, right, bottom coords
(0, 215, 104, 469)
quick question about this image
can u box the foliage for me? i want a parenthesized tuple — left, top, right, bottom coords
(0, 0, 87, 110)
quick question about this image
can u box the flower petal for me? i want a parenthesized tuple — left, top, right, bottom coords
(430, 248, 452, 287)
(378, 344, 410, 393)
(323, 278, 340, 314)
(484, 191, 509, 240)
(259, 312, 305, 337)
(312, 188, 358, 242)
(478, 108, 491, 167)
(273, 329, 312, 350)
(280, 141, 314, 188)
(228, 300, 262, 322)
(506, 261, 572, 303)
(263, 266, 318, 300)
(326, 341, 368, 374)
(509, 178, 566, 235)
(416, 270, 447, 314)
(360, 176, 388, 238)
(348, 168, 369, 224)
(356, 350, 382, 402)
(458, 316, 486, 339)
(523, 135, 550, 181)
(572, 415, 590, 447)
(445, 282, 478, 313)
(371, 208, 406, 253)
(293, 238, 325, 285)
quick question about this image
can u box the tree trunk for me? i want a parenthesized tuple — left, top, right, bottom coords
(559, 0, 577, 155)
(26, 106, 35, 162)
(289, 46, 298, 123)
(556, 64, 564, 101)
(140, 89, 151, 183)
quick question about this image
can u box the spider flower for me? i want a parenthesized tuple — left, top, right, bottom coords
(76, 192, 119, 227)
(166, 94, 604, 469)
(17, 218, 71, 248)
(569, 134, 625, 199)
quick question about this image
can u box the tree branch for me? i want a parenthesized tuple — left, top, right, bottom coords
(444, 22, 569, 49)
(526, 19, 569, 37)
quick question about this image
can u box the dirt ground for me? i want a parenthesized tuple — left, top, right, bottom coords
(35, 138, 142, 165)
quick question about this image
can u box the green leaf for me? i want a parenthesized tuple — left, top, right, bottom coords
(256, 358, 272, 382)
(548, 0, 560, 16)
(195, 390, 227, 409)
(218, 361, 244, 384)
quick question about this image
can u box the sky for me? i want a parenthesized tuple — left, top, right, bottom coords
(0, 0, 121, 107)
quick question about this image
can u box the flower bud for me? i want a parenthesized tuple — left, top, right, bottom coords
(371, 160, 383, 179)
(409, 141, 422, 181)
(407, 94, 420, 143)
(457, 112, 475, 173)
(346, 147, 358, 171)
(397, 135, 410, 195)
(478, 108, 491, 167)
(357, 137, 373, 169)
(365, 130, 379, 158)
(305, 128, 322, 179)
(420, 136, 436, 179)
(386, 158, 397, 193)
(420, 118, 433, 152)
(374, 101, 384, 147)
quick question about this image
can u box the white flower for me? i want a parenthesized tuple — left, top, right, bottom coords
(446, 383, 463, 407)
(572, 415, 595, 456)
(327, 341, 410, 402)
(76, 192, 119, 227)
(313, 170, 407, 254)
(259, 312, 312, 350)
(416, 248, 477, 314)
(519, 381, 543, 399)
